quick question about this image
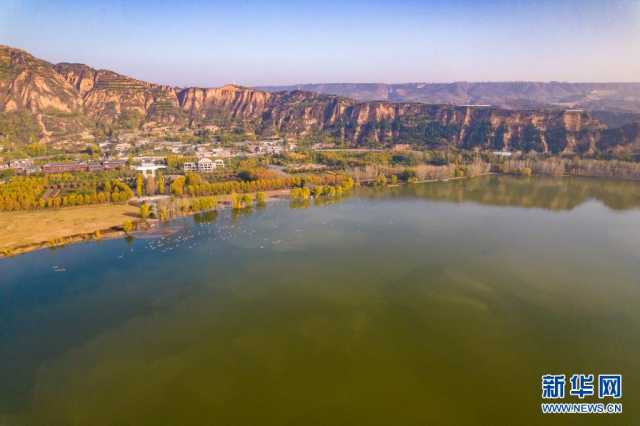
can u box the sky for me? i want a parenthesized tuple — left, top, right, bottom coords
(1, 0, 639, 87)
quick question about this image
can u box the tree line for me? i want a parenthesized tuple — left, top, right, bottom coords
(0, 175, 133, 211)
(169, 173, 353, 197)
(495, 157, 640, 180)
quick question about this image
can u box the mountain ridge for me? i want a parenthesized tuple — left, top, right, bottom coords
(1, 45, 639, 156)
(258, 82, 640, 114)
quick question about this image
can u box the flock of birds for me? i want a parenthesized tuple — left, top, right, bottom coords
(130, 211, 294, 257)
(45, 200, 348, 273)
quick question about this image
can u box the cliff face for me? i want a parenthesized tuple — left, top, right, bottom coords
(0, 47, 80, 114)
(1, 44, 639, 155)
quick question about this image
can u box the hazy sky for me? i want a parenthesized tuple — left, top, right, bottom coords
(1, 0, 639, 86)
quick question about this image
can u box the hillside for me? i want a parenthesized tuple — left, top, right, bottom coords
(1, 45, 639, 156)
(259, 82, 640, 114)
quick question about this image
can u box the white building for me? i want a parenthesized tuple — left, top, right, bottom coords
(183, 162, 197, 172)
(135, 163, 166, 177)
(214, 159, 225, 168)
(198, 158, 215, 173)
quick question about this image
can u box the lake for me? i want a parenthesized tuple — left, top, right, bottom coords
(1, 176, 639, 425)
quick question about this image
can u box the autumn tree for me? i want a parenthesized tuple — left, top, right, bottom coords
(140, 203, 151, 220)
(145, 176, 156, 196)
(157, 173, 165, 195)
(136, 174, 144, 197)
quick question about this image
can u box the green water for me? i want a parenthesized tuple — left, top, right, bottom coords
(1, 176, 639, 425)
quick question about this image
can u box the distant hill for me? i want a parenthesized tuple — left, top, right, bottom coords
(258, 82, 640, 115)
(1, 45, 639, 156)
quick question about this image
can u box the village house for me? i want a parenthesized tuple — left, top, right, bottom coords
(42, 162, 88, 174)
(392, 144, 411, 152)
(114, 142, 132, 153)
(40, 159, 128, 174)
(87, 161, 106, 172)
(260, 140, 283, 155)
(9, 159, 36, 174)
(102, 159, 127, 170)
(183, 162, 197, 172)
(134, 156, 165, 163)
(247, 140, 284, 155)
(197, 158, 215, 173)
(312, 142, 336, 150)
(211, 147, 232, 158)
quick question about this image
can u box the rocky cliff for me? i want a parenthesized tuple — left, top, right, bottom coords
(1, 45, 639, 155)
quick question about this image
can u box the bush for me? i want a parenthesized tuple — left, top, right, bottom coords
(122, 220, 133, 234)
(519, 167, 533, 177)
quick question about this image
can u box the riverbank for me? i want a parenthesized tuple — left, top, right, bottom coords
(0, 189, 291, 258)
(1, 172, 637, 258)
(0, 203, 139, 257)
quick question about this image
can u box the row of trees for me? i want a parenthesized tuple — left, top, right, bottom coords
(169, 174, 353, 197)
(136, 173, 166, 197)
(496, 158, 640, 180)
(143, 196, 219, 221)
(349, 161, 491, 184)
(290, 178, 354, 201)
(0, 175, 133, 211)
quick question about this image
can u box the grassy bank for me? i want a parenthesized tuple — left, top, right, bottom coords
(0, 203, 139, 256)
(0, 189, 291, 258)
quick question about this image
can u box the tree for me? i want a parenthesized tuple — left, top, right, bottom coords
(230, 193, 242, 210)
(375, 174, 387, 187)
(145, 176, 156, 196)
(241, 193, 253, 207)
(157, 173, 165, 195)
(136, 173, 144, 197)
(140, 203, 151, 220)
(170, 176, 185, 196)
(519, 167, 533, 177)
(122, 220, 133, 234)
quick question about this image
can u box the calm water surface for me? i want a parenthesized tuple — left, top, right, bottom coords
(1, 176, 639, 425)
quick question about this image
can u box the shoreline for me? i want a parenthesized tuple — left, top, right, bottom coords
(1, 173, 638, 259)
(0, 189, 291, 259)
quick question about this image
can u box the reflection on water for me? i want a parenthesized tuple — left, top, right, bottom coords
(367, 175, 640, 211)
(193, 210, 218, 224)
(0, 176, 639, 426)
